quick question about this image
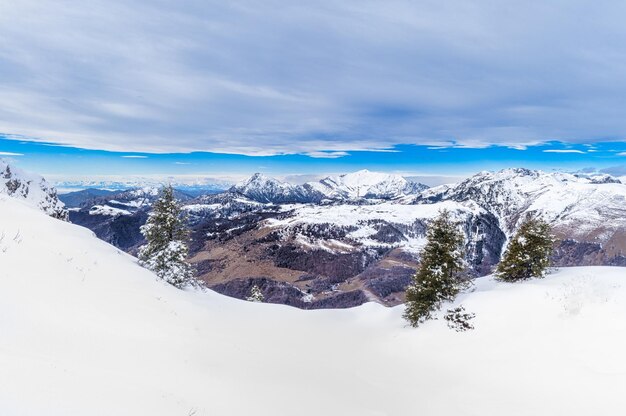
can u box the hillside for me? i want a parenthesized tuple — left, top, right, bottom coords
(1, 159, 67, 219)
(2, 193, 626, 415)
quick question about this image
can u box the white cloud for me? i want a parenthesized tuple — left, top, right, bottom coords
(617, 152, 626, 156)
(543, 149, 586, 154)
(304, 151, 350, 159)
(120, 155, 148, 159)
(3, 1, 626, 154)
(0, 151, 24, 156)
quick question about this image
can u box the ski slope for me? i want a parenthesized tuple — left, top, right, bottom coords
(2, 193, 626, 415)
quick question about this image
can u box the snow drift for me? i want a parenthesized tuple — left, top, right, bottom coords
(2, 194, 626, 415)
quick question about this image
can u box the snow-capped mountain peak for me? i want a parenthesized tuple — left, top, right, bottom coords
(419, 167, 626, 238)
(314, 169, 427, 200)
(0, 159, 67, 219)
(230, 170, 428, 204)
(231, 173, 304, 204)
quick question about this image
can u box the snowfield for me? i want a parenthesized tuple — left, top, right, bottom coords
(2, 194, 626, 415)
(265, 200, 482, 253)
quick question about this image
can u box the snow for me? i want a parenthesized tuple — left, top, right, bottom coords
(316, 169, 412, 199)
(3, 193, 626, 415)
(266, 200, 479, 253)
(423, 168, 626, 240)
(231, 169, 428, 203)
(0, 159, 66, 218)
(183, 203, 223, 212)
(89, 204, 132, 216)
(269, 200, 476, 228)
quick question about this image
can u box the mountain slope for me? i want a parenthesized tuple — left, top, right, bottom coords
(0, 159, 67, 219)
(418, 168, 626, 265)
(419, 168, 626, 236)
(2, 194, 626, 415)
(231, 173, 315, 203)
(312, 169, 428, 200)
(59, 188, 117, 208)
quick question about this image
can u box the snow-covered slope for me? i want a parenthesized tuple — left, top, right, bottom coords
(230, 173, 312, 203)
(419, 168, 626, 241)
(312, 169, 428, 200)
(266, 200, 483, 253)
(3, 193, 626, 415)
(0, 159, 67, 219)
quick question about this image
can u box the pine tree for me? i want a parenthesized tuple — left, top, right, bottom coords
(138, 185, 195, 288)
(496, 214, 554, 282)
(403, 210, 468, 327)
(247, 285, 265, 302)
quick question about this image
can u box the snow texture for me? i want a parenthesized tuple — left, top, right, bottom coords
(0, 159, 67, 219)
(2, 194, 626, 415)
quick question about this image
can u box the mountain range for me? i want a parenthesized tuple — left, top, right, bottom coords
(6, 161, 626, 308)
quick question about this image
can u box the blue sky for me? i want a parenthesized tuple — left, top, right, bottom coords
(2, 135, 626, 182)
(3, 1, 626, 180)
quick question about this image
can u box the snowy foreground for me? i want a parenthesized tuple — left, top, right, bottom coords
(2, 194, 626, 416)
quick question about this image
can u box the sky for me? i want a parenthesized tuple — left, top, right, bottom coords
(2, 1, 626, 182)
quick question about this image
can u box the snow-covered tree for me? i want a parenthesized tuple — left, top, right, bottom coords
(444, 306, 475, 332)
(404, 210, 468, 327)
(138, 185, 195, 288)
(247, 284, 265, 302)
(496, 214, 554, 282)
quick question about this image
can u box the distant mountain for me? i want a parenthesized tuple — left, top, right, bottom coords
(59, 188, 117, 208)
(311, 169, 429, 200)
(230, 173, 316, 204)
(54, 178, 232, 194)
(66, 186, 196, 251)
(0, 160, 67, 220)
(230, 169, 429, 204)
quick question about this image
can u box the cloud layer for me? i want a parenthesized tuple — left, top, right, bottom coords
(3, 1, 626, 155)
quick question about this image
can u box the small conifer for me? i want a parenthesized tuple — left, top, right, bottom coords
(404, 210, 468, 327)
(496, 215, 554, 282)
(138, 185, 195, 288)
(247, 285, 265, 302)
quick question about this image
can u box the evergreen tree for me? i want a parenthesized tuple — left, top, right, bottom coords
(444, 306, 475, 332)
(403, 210, 468, 327)
(138, 185, 195, 288)
(496, 214, 554, 282)
(247, 285, 265, 302)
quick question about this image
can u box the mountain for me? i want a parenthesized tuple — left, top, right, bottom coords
(311, 169, 429, 200)
(230, 170, 429, 204)
(54, 177, 232, 194)
(230, 173, 316, 203)
(65, 168, 626, 308)
(186, 168, 626, 307)
(417, 168, 626, 264)
(0, 159, 67, 219)
(3, 193, 626, 414)
(59, 188, 117, 208)
(66, 187, 194, 251)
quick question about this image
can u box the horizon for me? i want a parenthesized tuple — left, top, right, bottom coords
(3, 135, 626, 186)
